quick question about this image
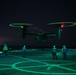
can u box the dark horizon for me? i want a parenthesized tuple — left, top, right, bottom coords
(0, 0, 76, 47)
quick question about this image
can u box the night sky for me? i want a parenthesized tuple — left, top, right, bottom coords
(0, 0, 76, 48)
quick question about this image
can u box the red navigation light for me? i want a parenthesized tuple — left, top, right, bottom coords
(61, 23, 65, 28)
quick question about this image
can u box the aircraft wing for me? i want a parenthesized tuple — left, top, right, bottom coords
(26, 32, 57, 36)
(26, 32, 38, 35)
(43, 32, 57, 37)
